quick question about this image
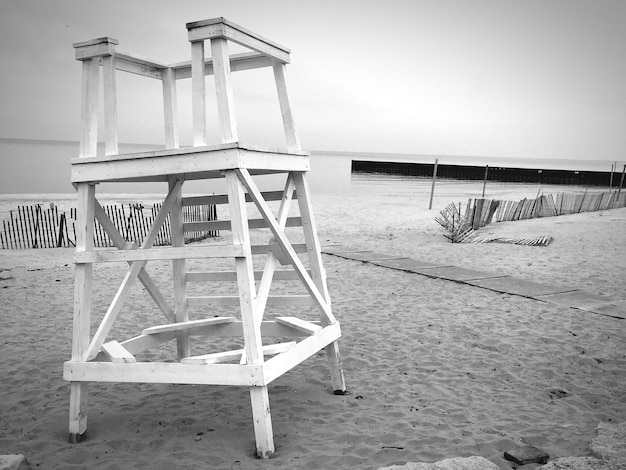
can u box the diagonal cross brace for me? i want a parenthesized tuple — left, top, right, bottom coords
(254, 173, 295, 322)
(236, 169, 336, 325)
(83, 183, 181, 361)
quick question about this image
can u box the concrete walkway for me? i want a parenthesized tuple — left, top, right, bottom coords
(322, 245, 625, 320)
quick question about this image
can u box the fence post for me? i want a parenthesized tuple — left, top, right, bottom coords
(429, 158, 438, 210)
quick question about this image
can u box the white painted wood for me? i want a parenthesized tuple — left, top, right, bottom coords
(162, 68, 179, 149)
(191, 40, 207, 146)
(83, 183, 183, 361)
(172, 52, 273, 79)
(187, 294, 315, 307)
(169, 178, 189, 358)
(263, 323, 342, 384)
(225, 170, 263, 362)
(102, 54, 118, 156)
(236, 169, 335, 324)
(182, 189, 294, 207)
(184, 216, 302, 233)
(211, 37, 238, 143)
(64, 361, 265, 386)
(256, 175, 295, 320)
(70, 146, 310, 184)
(74, 37, 119, 60)
(292, 172, 330, 302)
(120, 331, 178, 355)
(292, 171, 346, 392)
(94, 202, 175, 322)
(122, 320, 324, 344)
(74, 244, 244, 263)
(249, 386, 274, 458)
(182, 342, 295, 365)
(225, 169, 275, 459)
(80, 59, 99, 158)
(186, 269, 303, 282)
(273, 63, 301, 152)
(187, 18, 290, 64)
(275, 317, 321, 336)
(142, 316, 235, 335)
(69, 183, 95, 441)
(101, 340, 136, 363)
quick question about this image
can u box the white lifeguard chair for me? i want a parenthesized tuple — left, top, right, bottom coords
(65, 18, 346, 458)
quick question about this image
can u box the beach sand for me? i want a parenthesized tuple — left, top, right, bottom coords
(1, 179, 625, 469)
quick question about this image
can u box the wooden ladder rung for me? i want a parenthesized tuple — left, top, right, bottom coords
(186, 269, 305, 282)
(101, 340, 136, 363)
(181, 342, 296, 365)
(187, 295, 314, 307)
(142, 316, 236, 335)
(275, 317, 322, 336)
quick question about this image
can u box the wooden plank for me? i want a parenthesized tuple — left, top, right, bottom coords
(275, 317, 321, 336)
(119, 331, 177, 355)
(182, 190, 296, 206)
(211, 37, 238, 143)
(187, 18, 290, 63)
(292, 171, 345, 393)
(273, 63, 300, 152)
(188, 294, 315, 308)
(64, 361, 265, 386)
(80, 58, 99, 158)
(186, 269, 305, 282)
(94, 201, 175, 322)
(181, 342, 296, 365)
(142, 316, 236, 335)
(102, 55, 118, 155)
(101, 340, 136, 363)
(69, 183, 95, 441)
(237, 169, 335, 324)
(224, 169, 275, 458)
(172, 52, 273, 79)
(263, 322, 342, 384)
(162, 68, 179, 149)
(169, 178, 189, 358)
(70, 147, 310, 184)
(184, 216, 302, 233)
(191, 40, 207, 146)
(74, 244, 244, 263)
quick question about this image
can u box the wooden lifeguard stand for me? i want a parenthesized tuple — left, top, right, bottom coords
(65, 18, 346, 458)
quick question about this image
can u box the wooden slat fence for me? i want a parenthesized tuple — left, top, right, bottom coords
(437, 190, 626, 243)
(1, 202, 218, 249)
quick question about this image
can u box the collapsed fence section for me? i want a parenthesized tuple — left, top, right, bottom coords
(1, 202, 218, 249)
(437, 190, 626, 243)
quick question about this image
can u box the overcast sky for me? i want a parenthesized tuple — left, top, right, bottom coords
(1, 0, 625, 161)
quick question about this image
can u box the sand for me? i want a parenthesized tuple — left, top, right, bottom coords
(1, 178, 625, 469)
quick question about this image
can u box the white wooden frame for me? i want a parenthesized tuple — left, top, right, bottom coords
(67, 18, 345, 459)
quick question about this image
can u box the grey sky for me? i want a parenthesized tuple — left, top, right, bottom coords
(1, 0, 625, 160)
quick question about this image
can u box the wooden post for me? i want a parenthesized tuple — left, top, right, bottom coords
(162, 67, 179, 150)
(273, 63, 301, 152)
(609, 162, 615, 190)
(227, 171, 274, 458)
(69, 183, 95, 443)
(482, 165, 488, 198)
(293, 171, 346, 394)
(102, 54, 118, 156)
(429, 159, 438, 210)
(169, 178, 189, 358)
(191, 40, 207, 146)
(211, 37, 238, 143)
(617, 164, 625, 202)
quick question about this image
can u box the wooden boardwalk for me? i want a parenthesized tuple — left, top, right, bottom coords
(322, 245, 625, 320)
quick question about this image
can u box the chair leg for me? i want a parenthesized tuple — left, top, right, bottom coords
(69, 382, 88, 442)
(249, 386, 275, 458)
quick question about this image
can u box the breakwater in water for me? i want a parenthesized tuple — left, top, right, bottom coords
(353, 160, 623, 186)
